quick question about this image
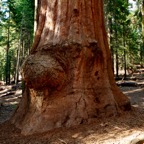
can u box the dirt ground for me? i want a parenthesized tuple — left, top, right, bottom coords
(0, 82, 144, 143)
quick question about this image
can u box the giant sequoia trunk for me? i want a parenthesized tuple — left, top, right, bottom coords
(11, 0, 131, 135)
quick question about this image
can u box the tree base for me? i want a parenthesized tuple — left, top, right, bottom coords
(11, 45, 131, 135)
(11, 85, 130, 135)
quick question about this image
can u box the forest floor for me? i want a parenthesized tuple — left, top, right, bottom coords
(0, 70, 144, 144)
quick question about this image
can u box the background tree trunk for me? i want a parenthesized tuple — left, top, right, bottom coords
(5, 19, 10, 85)
(11, 0, 131, 135)
(141, 0, 144, 65)
(34, 0, 38, 36)
(15, 29, 22, 84)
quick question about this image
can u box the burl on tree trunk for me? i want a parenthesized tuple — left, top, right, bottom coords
(11, 0, 131, 135)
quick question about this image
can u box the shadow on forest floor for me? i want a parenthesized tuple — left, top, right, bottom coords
(121, 87, 144, 109)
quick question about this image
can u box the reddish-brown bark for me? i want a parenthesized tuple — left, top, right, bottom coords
(11, 0, 131, 135)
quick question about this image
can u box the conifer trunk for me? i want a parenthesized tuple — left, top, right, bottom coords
(11, 0, 131, 135)
(141, 0, 144, 64)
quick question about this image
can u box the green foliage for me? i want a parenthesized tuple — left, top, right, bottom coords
(0, 0, 34, 83)
(104, 0, 143, 76)
(9, 0, 34, 31)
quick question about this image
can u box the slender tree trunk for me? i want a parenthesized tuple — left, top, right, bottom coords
(109, 17, 114, 72)
(28, 31, 31, 55)
(142, 0, 144, 41)
(6, 22, 10, 85)
(11, 0, 131, 135)
(123, 24, 127, 78)
(6, 49, 9, 84)
(22, 35, 25, 60)
(34, 0, 38, 36)
(124, 49, 127, 78)
(15, 30, 22, 84)
(115, 26, 119, 78)
(15, 47, 20, 84)
(141, 0, 144, 66)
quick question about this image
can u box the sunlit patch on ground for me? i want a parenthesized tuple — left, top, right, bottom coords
(121, 87, 144, 109)
(0, 86, 22, 123)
